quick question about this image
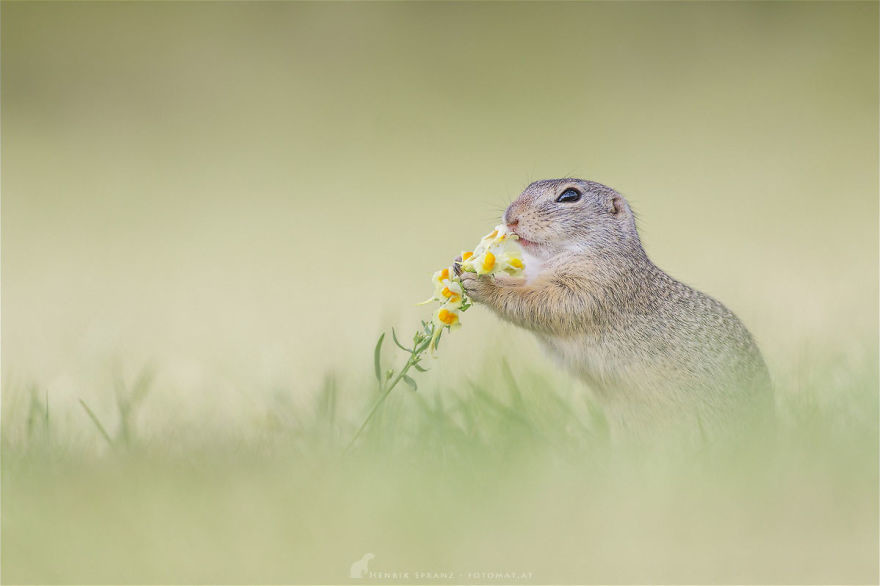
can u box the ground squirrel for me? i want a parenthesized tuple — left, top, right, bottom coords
(457, 178, 772, 436)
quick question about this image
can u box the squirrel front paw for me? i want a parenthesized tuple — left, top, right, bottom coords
(459, 272, 494, 303)
(459, 272, 525, 304)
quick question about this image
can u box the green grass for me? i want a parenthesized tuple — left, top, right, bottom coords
(2, 344, 877, 585)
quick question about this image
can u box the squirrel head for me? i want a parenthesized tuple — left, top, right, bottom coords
(503, 178, 644, 261)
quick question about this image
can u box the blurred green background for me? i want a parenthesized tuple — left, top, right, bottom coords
(2, 2, 877, 584)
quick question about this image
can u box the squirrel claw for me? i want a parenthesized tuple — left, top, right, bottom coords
(452, 256, 463, 277)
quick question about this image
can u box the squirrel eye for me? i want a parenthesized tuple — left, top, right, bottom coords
(556, 188, 581, 203)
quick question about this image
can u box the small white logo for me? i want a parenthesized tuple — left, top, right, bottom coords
(350, 553, 375, 579)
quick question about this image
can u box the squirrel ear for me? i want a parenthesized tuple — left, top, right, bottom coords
(610, 195, 624, 215)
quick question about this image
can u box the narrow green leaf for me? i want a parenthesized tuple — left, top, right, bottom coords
(413, 363, 429, 373)
(373, 333, 385, 381)
(402, 375, 418, 391)
(391, 328, 413, 352)
(415, 337, 432, 354)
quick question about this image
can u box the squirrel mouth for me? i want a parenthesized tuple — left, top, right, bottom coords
(508, 222, 541, 248)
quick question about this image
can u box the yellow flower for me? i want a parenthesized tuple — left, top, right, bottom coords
(481, 251, 496, 273)
(459, 224, 525, 277)
(494, 249, 525, 274)
(421, 266, 459, 305)
(432, 266, 452, 288)
(442, 283, 463, 304)
(434, 306, 460, 328)
(430, 301, 462, 350)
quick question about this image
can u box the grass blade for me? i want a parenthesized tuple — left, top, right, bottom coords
(129, 364, 156, 409)
(79, 399, 114, 447)
(317, 374, 338, 426)
(500, 358, 525, 411)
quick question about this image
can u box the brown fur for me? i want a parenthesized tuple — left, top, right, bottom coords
(458, 178, 772, 437)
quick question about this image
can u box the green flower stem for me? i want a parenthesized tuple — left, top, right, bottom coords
(345, 334, 431, 454)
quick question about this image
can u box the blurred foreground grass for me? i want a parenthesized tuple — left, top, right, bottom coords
(3, 341, 877, 585)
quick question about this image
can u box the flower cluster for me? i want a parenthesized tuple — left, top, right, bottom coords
(349, 224, 527, 452)
(425, 224, 525, 349)
(425, 267, 467, 328)
(458, 224, 525, 276)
